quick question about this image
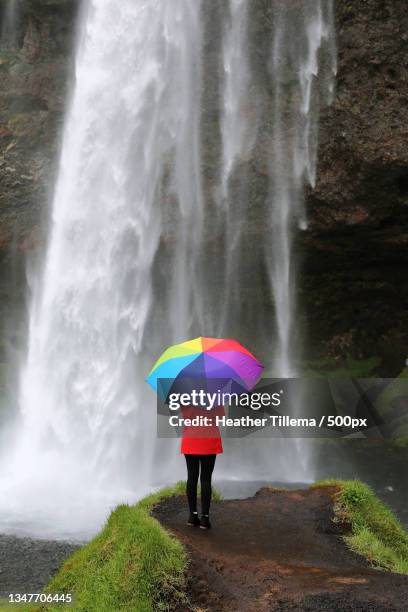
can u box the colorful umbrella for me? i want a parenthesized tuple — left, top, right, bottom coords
(146, 336, 263, 401)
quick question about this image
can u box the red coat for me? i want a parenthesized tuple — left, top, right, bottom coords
(180, 405, 224, 455)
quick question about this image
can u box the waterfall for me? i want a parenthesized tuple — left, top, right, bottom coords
(0, 0, 336, 538)
(1, 0, 19, 47)
(263, 0, 337, 478)
(0, 0, 204, 539)
(268, 0, 336, 377)
(220, 0, 252, 199)
(218, 0, 336, 377)
(216, 0, 336, 481)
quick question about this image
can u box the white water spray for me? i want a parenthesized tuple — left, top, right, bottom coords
(0, 0, 336, 538)
(0, 0, 203, 539)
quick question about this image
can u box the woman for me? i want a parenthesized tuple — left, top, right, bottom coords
(180, 404, 224, 529)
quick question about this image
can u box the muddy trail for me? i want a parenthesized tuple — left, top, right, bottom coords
(153, 487, 408, 611)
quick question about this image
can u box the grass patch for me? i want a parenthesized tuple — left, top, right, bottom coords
(314, 479, 408, 574)
(30, 482, 192, 612)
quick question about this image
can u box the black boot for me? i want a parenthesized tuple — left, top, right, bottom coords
(187, 512, 200, 527)
(200, 514, 211, 530)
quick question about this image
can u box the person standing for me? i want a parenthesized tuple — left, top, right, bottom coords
(180, 404, 224, 529)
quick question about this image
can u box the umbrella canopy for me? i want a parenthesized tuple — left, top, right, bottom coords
(146, 336, 263, 401)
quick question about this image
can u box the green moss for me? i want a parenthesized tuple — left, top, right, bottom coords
(373, 372, 408, 448)
(314, 479, 408, 574)
(33, 482, 192, 612)
(0, 50, 18, 64)
(389, 436, 408, 450)
(304, 356, 381, 378)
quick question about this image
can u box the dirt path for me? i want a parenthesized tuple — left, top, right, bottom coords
(153, 487, 408, 611)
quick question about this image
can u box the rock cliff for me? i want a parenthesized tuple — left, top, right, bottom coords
(0, 0, 406, 373)
(303, 0, 408, 371)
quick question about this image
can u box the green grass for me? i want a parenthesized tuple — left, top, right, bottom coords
(0, 482, 221, 612)
(313, 479, 408, 574)
(29, 482, 192, 612)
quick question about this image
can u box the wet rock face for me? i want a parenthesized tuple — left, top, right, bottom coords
(0, 0, 79, 361)
(312, 0, 408, 229)
(0, 0, 78, 254)
(302, 0, 408, 371)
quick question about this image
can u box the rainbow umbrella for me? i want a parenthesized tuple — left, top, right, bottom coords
(146, 336, 263, 401)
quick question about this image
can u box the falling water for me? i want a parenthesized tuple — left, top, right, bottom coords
(0, 0, 203, 539)
(220, 0, 252, 198)
(217, 0, 336, 481)
(268, 0, 336, 377)
(216, 0, 258, 337)
(0, 0, 19, 47)
(0, 0, 336, 538)
(262, 0, 336, 479)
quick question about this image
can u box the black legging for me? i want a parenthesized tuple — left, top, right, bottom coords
(184, 454, 216, 515)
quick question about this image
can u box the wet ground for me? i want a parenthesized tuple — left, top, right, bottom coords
(215, 479, 408, 529)
(153, 487, 408, 611)
(0, 484, 407, 609)
(0, 534, 79, 598)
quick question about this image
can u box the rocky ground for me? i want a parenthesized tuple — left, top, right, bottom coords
(0, 533, 79, 598)
(154, 487, 408, 612)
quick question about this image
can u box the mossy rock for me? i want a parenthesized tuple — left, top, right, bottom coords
(304, 356, 381, 378)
